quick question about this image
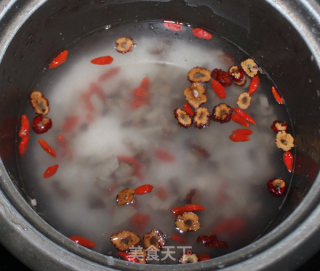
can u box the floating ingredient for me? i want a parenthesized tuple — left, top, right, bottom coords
(271, 86, 285, 104)
(211, 79, 226, 99)
(283, 151, 294, 173)
(184, 83, 207, 108)
(236, 92, 251, 110)
(211, 68, 232, 86)
(163, 21, 182, 31)
(134, 184, 154, 195)
(143, 229, 165, 250)
(180, 252, 198, 264)
(174, 108, 193, 128)
(69, 236, 95, 248)
(49, 50, 69, 69)
(43, 164, 59, 178)
(30, 91, 50, 116)
(271, 120, 288, 132)
(110, 230, 141, 251)
(194, 107, 210, 128)
(176, 212, 200, 232)
(192, 27, 212, 40)
(275, 131, 294, 151)
(241, 58, 259, 77)
(267, 178, 286, 197)
(90, 56, 114, 65)
(116, 188, 135, 206)
(38, 138, 57, 158)
(248, 75, 260, 95)
(115, 37, 134, 53)
(187, 67, 211, 83)
(233, 108, 256, 125)
(212, 103, 232, 123)
(228, 65, 246, 86)
(32, 115, 52, 134)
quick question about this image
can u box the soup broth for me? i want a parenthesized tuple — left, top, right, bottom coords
(19, 21, 292, 264)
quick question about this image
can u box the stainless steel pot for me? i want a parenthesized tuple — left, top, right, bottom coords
(0, 0, 320, 270)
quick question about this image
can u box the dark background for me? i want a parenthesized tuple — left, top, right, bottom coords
(1, 243, 319, 270)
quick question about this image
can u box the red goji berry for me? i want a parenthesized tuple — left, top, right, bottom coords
(118, 251, 139, 263)
(19, 114, 30, 138)
(62, 115, 79, 133)
(183, 102, 194, 116)
(207, 240, 228, 248)
(90, 83, 106, 102)
(171, 204, 205, 215)
(81, 92, 94, 112)
(38, 138, 56, 158)
(19, 114, 30, 156)
(233, 108, 256, 125)
(43, 164, 59, 178)
(156, 187, 167, 200)
(211, 80, 226, 98)
(132, 87, 148, 99)
(139, 77, 150, 90)
(155, 149, 175, 162)
(199, 253, 211, 261)
(231, 113, 249, 127)
(130, 213, 150, 232)
(171, 234, 187, 244)
(212, 218, 245, 236)
(283, 151, 293, 173)
(197, 235, 217, 246)
(130, 98, 149, 109)
(248, 76, 260, 95)
(130, 77, 150, 109)
(197, 235, 227, 248)
(232, 129, 252, 136)
(117, 155, 143, 180)
(192, 28, 212, 40)
(49, 50, 69, 69)
(69, 236, 95, 248)
(57, 136, 73, 159)
(163, 21, 182, 31)
(19, 136, 29, 156)
(229, 133, 250, 142)
(90, 56, 113, 65)
(272, 86, 285, 104)
(57, 134, 67, 147)
(98, 67, 121, 82)
(134, 184, 154, 195)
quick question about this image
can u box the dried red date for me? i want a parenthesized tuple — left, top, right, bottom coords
(267, 178, 286, 197)
(30, 91, 50, 116)
(211, 69, 232, 86)
(32, 115, 52, 134)
(228, 65, 246, 86)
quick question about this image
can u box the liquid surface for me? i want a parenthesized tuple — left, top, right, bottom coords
(19, 21, 292, 263)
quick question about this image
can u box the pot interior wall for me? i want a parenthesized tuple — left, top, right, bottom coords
(0, 0, 319, 268)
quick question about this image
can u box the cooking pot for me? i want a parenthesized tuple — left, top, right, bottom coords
(1, 0, 320, 270)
